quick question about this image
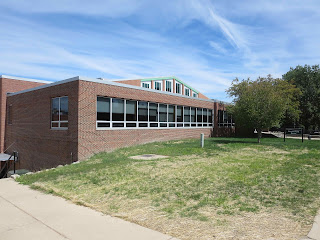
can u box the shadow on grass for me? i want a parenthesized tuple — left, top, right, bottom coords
(209, 138, 257, 145)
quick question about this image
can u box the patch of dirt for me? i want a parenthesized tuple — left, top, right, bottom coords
(94, 199, 310, 240)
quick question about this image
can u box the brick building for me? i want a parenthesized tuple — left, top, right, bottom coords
(1, 75, 235, 171)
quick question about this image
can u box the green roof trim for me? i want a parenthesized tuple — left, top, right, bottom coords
(141, 76, 199, 94)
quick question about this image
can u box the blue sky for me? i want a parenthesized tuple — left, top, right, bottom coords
(1, 0, 320, 101)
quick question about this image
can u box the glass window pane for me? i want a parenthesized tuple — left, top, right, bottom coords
(112, 98, 124, 121)
(155, 81, 162, 90)
(126, 100, 137, 121)
(60, 122, 68, 128)
(97, 97, 110, 121)
(177, 106, 183, 122)
(52, 122, 59, 128)
(159, 104, 167, 122)
(208, 110, 212, 123)
(176, 82, 181, 94)
(149, 103, 158, 122)
(52, 98, 59, 121)
(113, 123, 124, 127)
(166, 81, 172, 92)
(138, 101, 148, 121)
(168, 105, 175, 122)
(191, 107, 196, 122)
(223, 111, 228, 123)
(97, 122, 110, 128)
(197, 108, 202, 122)
(60, 97, 68, 121)
(203, 109, 207, 122)
(184, 107, 190, 122)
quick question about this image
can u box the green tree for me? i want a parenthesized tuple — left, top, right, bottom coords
(227, 75, 301, 143)
(283, 65, 320, 131)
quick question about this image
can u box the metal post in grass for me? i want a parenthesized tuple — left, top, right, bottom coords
(284, 128, 286, 142)
(200, 133, 204, 148)
(302, 128, 304, 143)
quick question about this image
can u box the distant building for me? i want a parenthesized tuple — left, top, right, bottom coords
(0, 75, 235, 171)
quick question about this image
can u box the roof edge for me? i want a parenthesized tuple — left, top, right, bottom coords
(7, 75, 214, 103)
(0, 75, 53, 84)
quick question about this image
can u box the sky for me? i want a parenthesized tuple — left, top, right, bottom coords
(1, 0, 320, 101)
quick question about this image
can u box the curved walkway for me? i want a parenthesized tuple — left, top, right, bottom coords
(0, 178, 178, 240)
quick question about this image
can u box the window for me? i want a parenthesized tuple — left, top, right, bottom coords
(177, 106, 183, 127)
(165, 80, 173, 92)
(112, 99, 124, 127)
(154, 81, 162, 91)
(168, 105, 175, 127)
(96, 97, 214, 129)
(193, 92, 198, 98)
(138, 101, 148, 121)
(159, 104, 167, 127)
(141, 82, 151, 89)
(97, 97, 110, 127)
(175, 82, 182, 94)
(184, 107, 190, 127)
(218, 110, 234, 128)
(149, 103, 158, 127)
(208, 110, 213, 126)
(191, 107, 196, 127)
(126, 100, 137, 122)
(51, 96, 68, 129)
(197, 108, 202, 127)
(185, 87, 190, 96)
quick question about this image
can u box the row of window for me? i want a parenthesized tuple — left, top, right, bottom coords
(141, 80, 198, 98)
(217, 110, 235, 128)
(97, 96, 213, 128)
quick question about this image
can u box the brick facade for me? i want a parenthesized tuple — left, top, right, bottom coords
(5, 81, 79, 170)
(4, 76, 234, 171)
(77, 80, 214, 162)
(0, 77, 48, 153)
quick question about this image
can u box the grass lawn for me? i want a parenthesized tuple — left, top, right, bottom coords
(17, 138, 320, 240)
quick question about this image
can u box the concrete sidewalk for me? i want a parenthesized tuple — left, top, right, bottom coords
(0, 178, 178, 240)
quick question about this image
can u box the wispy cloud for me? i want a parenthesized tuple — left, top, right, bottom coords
(0, 0, 320, 101)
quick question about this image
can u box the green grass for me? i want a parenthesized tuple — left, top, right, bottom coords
(17, 138, 320, 239)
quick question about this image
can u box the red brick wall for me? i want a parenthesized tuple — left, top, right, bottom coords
(114, 79, 141, 87)
(5, 81, 79, 170)
(77, 80, 214, 161)
(0, 78, 47, 153)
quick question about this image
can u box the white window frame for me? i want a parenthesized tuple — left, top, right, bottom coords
(51, 96, 68, 130)
(175, 82, 182, 94)
(141, 81, 151, 89)
(165, 80, 173, 93)
(184, 87, 190, 96)
(193, 92, 198, 98)
(154, 81, 162, 91)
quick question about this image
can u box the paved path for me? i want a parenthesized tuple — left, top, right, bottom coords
(0, 178, 178, 240)
(301, 211, 320, 240)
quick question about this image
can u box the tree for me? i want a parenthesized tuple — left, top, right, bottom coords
(283, 65, 320, 131)
(227, 75, 301, 143)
